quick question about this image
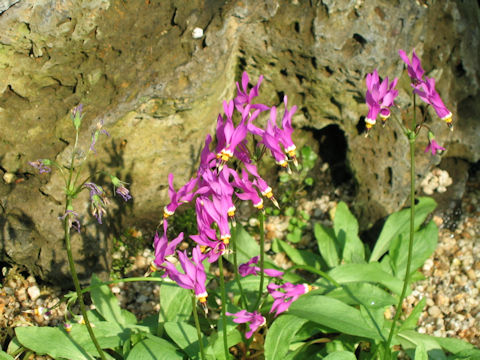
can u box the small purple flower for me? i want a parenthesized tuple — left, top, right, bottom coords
(232, 169, 264, 210)
(238, 256, 284, 278)
(151, 220, 183, 274)
(275, 95, 298, 163)
(365, 69, 399, 132)
(90, 120, 110, 153)
(164, 246, 208, 304)
(29, 159, 52, 174)
(398, 49, 425, 85)
(84, 182, 108, 224)
(414, 76, 453, 128)
(267, 282, 311, 316)
(424, 131, 446, 155)
(234, 72, 270, 111)
(164, 174, 198, 218)
(59, 209, 81, 233)
(110, 175, 132, 201)
(226, 310, 266, 339)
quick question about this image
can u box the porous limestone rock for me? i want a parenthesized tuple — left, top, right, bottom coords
(0, 0, 478, 284)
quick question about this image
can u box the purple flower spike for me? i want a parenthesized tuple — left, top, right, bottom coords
(365, 69, 398, 132)
(151, 219, 184, 274)
(226, 310, 266, 339)
(165, 246, 208, 303)
(398, 49, 425, 85)
(238, 256, 284, 278)
(29, 159, 52, 174)
(267, 282, 312, 316)
(424, 131, 446, 155)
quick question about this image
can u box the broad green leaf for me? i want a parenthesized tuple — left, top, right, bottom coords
(314, 223, 339, 268)
(397, 330, 446, 359)
(433, 336, 478, 354)
(126, 338, 183, 360)
(90, 274, 135, 325)
(289, 294, 383, 340)
(0, 350, 14, 360)
(16, 326, 94, 360)
(400, 297, 426, 331)
(264, 315, 308, 360)
(391, 220, 438, 278)
(359, 305, 385, 342)
(324, 351, 357, 360)
(333, 202, 365, 263)
(158, 282, 192, 323)
(414, 343, 428, 360)
(370, 197, 437, 262)
(326, 263, 404, 295)
(207, 328, 242, 360)
(276, 238, 325, 269)
(325, 282, 396, 308)
(230, 224, 259, 264)
(164, 321, 207, 360)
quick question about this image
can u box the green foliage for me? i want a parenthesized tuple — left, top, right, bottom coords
(264, 315, 308, 360)
(111, 228, 146, 278)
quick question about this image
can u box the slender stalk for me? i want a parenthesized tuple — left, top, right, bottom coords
(252, 211, 265, 311)
(231, 223, 248, 308)
(384, 96, 417, 358)
(218, 255, 230, 359)
(64, 198, 106, 360)
(192, 295, 206, 360)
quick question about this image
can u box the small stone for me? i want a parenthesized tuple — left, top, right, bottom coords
(192, 27, 204, 39)
(466, 268, 476, 281)
(3, 172, 15, 184)
(428, 305, 442, 318)
(27, 286, 41, 301)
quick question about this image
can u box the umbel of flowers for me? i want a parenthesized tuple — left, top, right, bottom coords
(365, 49, 452, 154)
(149, 72, 311, 338)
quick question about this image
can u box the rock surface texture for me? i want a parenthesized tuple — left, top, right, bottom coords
(0, 0, 479, 284)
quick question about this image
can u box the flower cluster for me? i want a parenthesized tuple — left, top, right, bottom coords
(149, 72, 312, 338)
(365, 49, 452, 154)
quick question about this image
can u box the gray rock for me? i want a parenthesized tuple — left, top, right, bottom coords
(0, 0, 478, 284)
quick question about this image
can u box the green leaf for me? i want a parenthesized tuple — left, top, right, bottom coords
(264, 315, 308, 360)
(230, 224, 259, 264)
(324, 351, 357, 360)
(314, 223, 339, 268)
(397, 330, 446, 359)
(326, 262, 404, 295)
(433, 336, 478, 354)
(207, 328, 242, 360)
(286, 227, 303, 243)
(164, 322, 207, 360)
(391, 220, 438, 278)
(0, 350, 14, 360)
(370, 197, 437, 262)
(90, 274, 136, 325)
(289, 294, 383, 340)
(16, 326, 94, 360)
(325, 282, 396, 308)
(400, 297, 426, 331)
(333, 202, 365, 263)
(414, 343, 428, 360)
(276, 239, 325, 269)
(126, 338, 183, 360)
(158, 283, 192, 323)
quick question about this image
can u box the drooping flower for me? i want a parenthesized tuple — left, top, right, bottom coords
(232, 169, 264, 210)
(238, 256, 284, 278)
(84, 182, 108, 224)
(90, 120, 110, 153)
(71, 104, 84, 130)
(424, 131, 446, 155)
(164, 246, 208, 303)
(150, 220, 184, 274)
(275, 95, 298, 163)
(29, 159, 52, 174)
(414, 76, 453, 128)
(365, 69, 399, 132)
(234, 72, 270, 111)
(267, 282, 312, 316)
(164, 174, 198, 218)
(59, 209, 81, 233)
(226, 310, 266, 339)
(398, 49, 425, 85)
(110, 175, 132, 201)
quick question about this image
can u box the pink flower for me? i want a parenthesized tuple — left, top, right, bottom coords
(151, 220, 183, 274)
(164, 174, 198, 218)
(238, 256, 284, 278)
(226, 310, 266, 339)
(414, 77, 453, 127)
(267, 282, 311, 316)
(424, 132, 446, 155)
(398, 49, 425, 85)
(234, 72, 270, 111)
(365, 69, 399, 131)
(29, 159, 52, 174)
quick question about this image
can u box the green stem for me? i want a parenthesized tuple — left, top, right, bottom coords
(252, 211, 265, 311)
(218, 256, 230, 359)
(384, 96, 417, 358)
(231, 223, 248, 308)
(192, 295, 206, 360)
(64, 198, 106, 360)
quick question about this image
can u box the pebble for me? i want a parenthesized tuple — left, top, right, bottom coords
(27, 286, 41, 301)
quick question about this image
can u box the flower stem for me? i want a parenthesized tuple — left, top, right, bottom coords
(218, 255, 230, 359)
(192, 295, 206, 360)
(384, 95, 417, 358)
(231, 223, 248, 308)
(252, 210, 265, 311)
(64, 198, 106, 360)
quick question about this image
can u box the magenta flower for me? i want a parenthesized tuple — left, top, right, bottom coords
(244, 162, 279, 208)
(234, 72, 270, 111)
(226, 310, 266, 339)
(164, 174, 198, 218)
(365, 69, 399, 131)
(29, 159, 52, 174)
(414, 76, 453, 127)
(165, 246, 208, 303)
(232, 169, 264, 210)
(398, 49, 425, 85)
(275, 95, 298, 162)
(151, 220, 184, 274)
(424, 131, 446, 155)
(238, 256, 284, 278)
(267, 282, 312, 316)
